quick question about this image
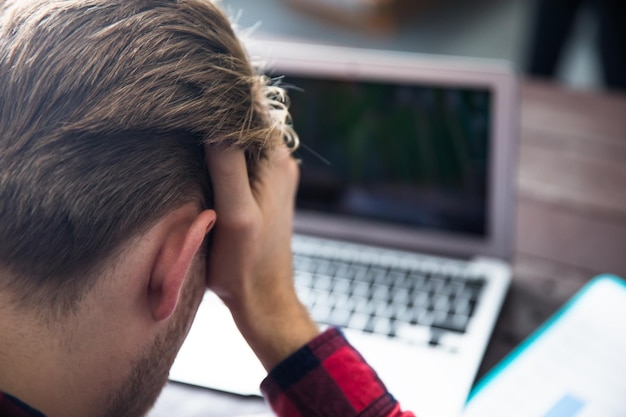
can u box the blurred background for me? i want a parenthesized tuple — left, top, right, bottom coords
(149, 3, 625, 415)
(222, 0, 625, 93)
(218, 0, 626, 379)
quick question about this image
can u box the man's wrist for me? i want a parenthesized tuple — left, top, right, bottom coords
(230, 298, 319, 371)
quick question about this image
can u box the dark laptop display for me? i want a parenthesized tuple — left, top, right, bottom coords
(285, 75, 492, 237)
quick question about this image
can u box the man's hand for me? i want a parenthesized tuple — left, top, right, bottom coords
(204, 145, 319, 371)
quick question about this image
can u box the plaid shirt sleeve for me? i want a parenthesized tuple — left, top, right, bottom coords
(0, 392, 46, 417)
(261, 327, 416, 417)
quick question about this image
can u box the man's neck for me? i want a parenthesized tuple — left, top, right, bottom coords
(0, 297, 107, 417)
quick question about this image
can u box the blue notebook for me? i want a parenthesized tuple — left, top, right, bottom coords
(463, 274, 626, 417)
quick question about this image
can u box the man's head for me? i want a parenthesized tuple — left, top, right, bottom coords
(0, 0, 280, 314)
(0, 1, 290, 416)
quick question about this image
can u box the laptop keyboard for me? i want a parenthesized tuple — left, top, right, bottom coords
(293, 235, 486, 347)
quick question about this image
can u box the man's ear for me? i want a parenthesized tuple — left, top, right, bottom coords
(149, 208, 216, 322)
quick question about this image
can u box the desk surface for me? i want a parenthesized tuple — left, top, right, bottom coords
(148, 81, 626, 417)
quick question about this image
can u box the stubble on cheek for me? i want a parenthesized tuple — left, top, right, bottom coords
(103, 269, 206, 417)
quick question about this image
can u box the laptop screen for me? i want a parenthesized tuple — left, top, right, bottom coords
(285, 75, 492, 238)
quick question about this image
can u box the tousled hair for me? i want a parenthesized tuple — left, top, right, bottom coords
(0, 0, 294, 315)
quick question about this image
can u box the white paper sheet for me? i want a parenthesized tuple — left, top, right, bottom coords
(463, 275, 626, 417)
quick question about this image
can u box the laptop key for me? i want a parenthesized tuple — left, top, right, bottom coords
(386, 270, 407, 286)
(347, 312, 370, 331)
(351, 296, 371, 315)
(391, 288, 410, 305)
(393, 304, 414, 323)
(310, 303, 332, 322)
(371, 283, 389, 301)
(345, 265, 368, 280)
(327, 307, 352, 327)
(453, 296, 472, 316)
(366, 268, 389, 285)
(430, 276, 448, 293)
(433, 294, 451, 312)
(431, 314, 469, 334)
(412, 290, 430, 309)
(331, 277, 351, 294)
(351, 281, 370, 298)
(374, 302, 395, 319)
(371, 316, 393, 335)
(312, 274, 333, 292)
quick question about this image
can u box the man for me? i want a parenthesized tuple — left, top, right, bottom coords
(0, 1, 414, 416)
(527, 0, 625, 91)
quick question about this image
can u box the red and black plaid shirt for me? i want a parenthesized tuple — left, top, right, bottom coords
(1, 328, 414, 417)
(262, 327, 415, 417)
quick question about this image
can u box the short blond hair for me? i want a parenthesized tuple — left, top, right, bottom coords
(0, 0, 293, 314)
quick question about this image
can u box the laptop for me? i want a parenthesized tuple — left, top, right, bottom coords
(169, 39, 518, 417)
